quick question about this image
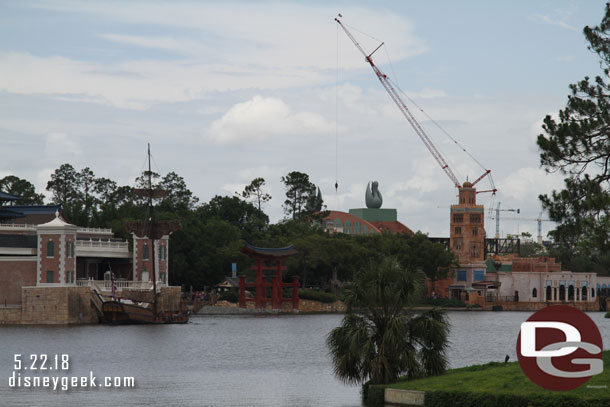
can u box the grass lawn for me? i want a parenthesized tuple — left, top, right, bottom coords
(388, 350, 610, 401)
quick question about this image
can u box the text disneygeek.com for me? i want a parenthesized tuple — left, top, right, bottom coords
(8, 354, 135, 390)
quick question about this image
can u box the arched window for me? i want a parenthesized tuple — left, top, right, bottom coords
(532, 288, 537, 298)
(559, 285, 566, 301)
(143, 243, 150, 260)
(568, 285, 574, 301)
(47, 240, 55, 258)
(545, 286, 551, 301)
(592, 288, 595, 298)
(582, 286, 587, 301)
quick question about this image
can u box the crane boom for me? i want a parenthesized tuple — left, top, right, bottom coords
(335, 17, 493, 191)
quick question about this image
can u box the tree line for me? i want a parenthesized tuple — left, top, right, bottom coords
(0, 167, 455, 290)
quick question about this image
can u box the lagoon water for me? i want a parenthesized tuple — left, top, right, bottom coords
(1, 311, 609, 406)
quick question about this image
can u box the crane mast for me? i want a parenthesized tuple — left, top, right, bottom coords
(335, 17, 494, 192)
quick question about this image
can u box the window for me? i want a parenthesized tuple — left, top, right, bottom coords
(160, 245, 166, 260)
(457, 270, 467, 281)
(160, 272, 167, 284)
(470, 244, 480, 258)
(47, 240, 55, 258)
(66, 271, 74, 284)
(470, 214, 481, 224)
(473, 270, 484, 281)
(453, 237, 463, 250)
(46, 270, 54, 283)
(65, 242, 74, 258)
(532, 288, 537, 298)
(454, 227, 462, 235)
(143, 243, 150, 260)
(472, 228, 478, 236)
(452, 214, 463, 223)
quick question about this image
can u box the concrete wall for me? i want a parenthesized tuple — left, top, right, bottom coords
(384, 389, 424, 406)
(486, 300, 599, 312)
(0, 286, 99, 325)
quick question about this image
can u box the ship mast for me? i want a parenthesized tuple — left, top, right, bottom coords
(147, 143, 158, 318)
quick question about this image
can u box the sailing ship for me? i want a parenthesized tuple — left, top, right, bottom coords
(100, 144, 189, 324)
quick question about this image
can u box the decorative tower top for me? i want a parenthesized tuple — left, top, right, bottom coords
(365, 181, 383, 209)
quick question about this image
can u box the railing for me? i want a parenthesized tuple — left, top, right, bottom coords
(0, 224, 112, 234)
(75, 240, 128, 250)
(77, 227, 113, 234)
(77, 279, 165, 291)
(0, 223, 36, 231)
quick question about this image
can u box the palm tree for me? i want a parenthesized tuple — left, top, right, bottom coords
(327, 257, 450, 385)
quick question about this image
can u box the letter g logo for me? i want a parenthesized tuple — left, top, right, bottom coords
(516, 305, 603, 391)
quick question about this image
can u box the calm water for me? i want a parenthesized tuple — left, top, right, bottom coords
(0, 311, 609, 406)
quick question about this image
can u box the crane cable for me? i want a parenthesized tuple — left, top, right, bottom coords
(335, 22, 339, 202)
(345, 21, 496, 192)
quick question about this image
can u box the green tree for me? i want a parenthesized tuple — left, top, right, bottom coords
(240, 177, 271, 211)
(537, 4, 610, 273)
(327, 257, 449, 385)
(0, 175, 44, 205)
(159, 171, 199, 211)
(78, 167, 97, 224)
(46, 163, 79, 205)
(198, 195, 268, 242)
(281, 171, 318, 220)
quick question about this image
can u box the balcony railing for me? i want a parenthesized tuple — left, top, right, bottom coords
(0, 223, 112, 234)
(75, 240, 128, 250)
(76, 279, 166, 291)
(0, 223, 36, 231)
(77, 227, 113, 234)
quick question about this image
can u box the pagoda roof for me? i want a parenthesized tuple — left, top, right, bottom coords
(0, 191, 21, 201)
(241, 243, 298, 259)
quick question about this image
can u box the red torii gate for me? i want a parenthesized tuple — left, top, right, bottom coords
(239, 244, 299, 310)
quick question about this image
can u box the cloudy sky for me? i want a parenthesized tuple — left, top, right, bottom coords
(1, 0, 607, 239)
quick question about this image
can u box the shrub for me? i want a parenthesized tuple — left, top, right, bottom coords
(605, 311, 610, 318)
(423, 391, 609, 407)
(219, 289, 238, 303)
(299, 289, 338, 303)
(362, 383, 385, 406)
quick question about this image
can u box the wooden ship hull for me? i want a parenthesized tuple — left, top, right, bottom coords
(101, 300, 189, 324)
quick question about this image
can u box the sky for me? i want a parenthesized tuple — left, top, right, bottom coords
(0, 0, 608, 239)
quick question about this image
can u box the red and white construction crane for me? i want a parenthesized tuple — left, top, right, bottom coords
(335, 17, 496, 194)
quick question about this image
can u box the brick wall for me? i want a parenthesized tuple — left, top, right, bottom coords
(39, 234, 61, 283)
(0, 260, 36, 304)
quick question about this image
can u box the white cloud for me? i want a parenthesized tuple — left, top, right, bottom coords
(497, 167, 563, 203)
(45, 132, 81, 156)
(0, 2, 425, 110)
(97, 34, 202, 56)
(207, 96, 333, 144)
(529, 6, 578, 31)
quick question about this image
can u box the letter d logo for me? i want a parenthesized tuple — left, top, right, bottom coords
(516, 305, 603, 391)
